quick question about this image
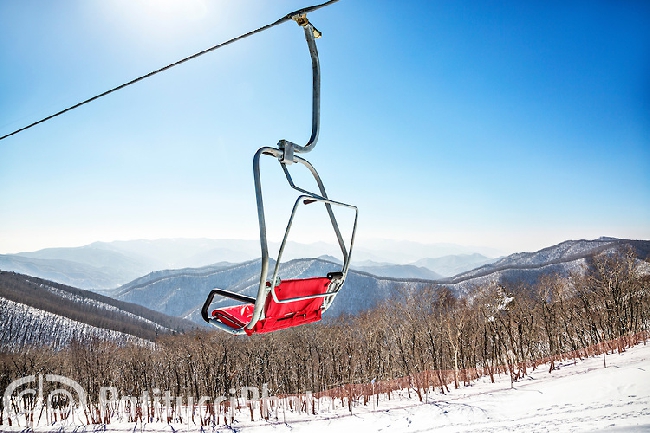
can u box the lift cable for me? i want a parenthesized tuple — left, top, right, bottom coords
(0, 0, 339, 142)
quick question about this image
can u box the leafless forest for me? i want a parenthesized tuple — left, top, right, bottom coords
(1, 248, 648, 425)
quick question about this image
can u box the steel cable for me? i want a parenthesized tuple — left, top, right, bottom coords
(0, 0, 339, 142)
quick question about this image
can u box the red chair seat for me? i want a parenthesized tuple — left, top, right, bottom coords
(211, 276, 331, 335)
(212, 303, 255, 329)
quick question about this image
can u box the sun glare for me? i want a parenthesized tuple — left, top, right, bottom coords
(96, 0, 241, 49)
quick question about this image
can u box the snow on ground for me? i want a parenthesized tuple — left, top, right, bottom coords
(238, 343, 650, 433)
(7, 342, 650, 432)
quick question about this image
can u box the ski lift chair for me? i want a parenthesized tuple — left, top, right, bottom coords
(201, 14, 357, 335)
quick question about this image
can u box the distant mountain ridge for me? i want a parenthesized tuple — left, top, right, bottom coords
(2, 237, 648, 323)
(113, 258, 436, 324)
(350, 260, 444, 280)
(413, 253, 497, 277)
(1, 238, 647, 339)
(0, 249, 153, 292)
(111, 238, 650, 324)
(0, 239, 502, 291)
(0, 240, 259, 291)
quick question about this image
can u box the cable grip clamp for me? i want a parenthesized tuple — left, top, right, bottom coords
(291, 13, 322, 38)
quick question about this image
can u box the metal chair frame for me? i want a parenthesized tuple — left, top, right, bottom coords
(202, 14, 357, 335)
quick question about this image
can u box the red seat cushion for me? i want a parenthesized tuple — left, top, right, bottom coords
(211, 277, 331, 335)
(212, 303, 254, 329)
(251, 277, 330, 335)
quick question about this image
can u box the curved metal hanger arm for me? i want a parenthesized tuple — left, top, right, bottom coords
(279, 15, 321, 160)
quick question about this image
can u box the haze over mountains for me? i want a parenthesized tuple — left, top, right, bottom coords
(1, 237, 648, 331)
(112, 258, 438, 324)
(0, 239, 501, 291)
(414, 253, 497, 278)
(105, 237, 648, 325)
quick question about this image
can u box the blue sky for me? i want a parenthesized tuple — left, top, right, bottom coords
(0, 0, 648, 256)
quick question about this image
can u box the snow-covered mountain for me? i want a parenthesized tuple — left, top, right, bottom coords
(439, 237, 650, 292)
(111, 238, 650, 324)
(0, 297, 151, 351)
(113, 258, 436, 324)
(3, 237, 648, 325)
(0, 271, 197, 350)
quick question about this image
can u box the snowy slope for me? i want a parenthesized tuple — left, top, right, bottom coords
(286, 344, 649, 433)
(0, 297, 150, 350)
(0, 271, 196, 348)
(222, 343, 650, 433)
(8, 341, 648, 432)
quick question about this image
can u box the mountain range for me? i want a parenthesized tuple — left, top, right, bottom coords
(438, 237, 650, 292)
(0, 239, 500, 291)
(1, 237, 648, 331)
(111, 258, 437, 324)
(104, 237, 648, 325)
